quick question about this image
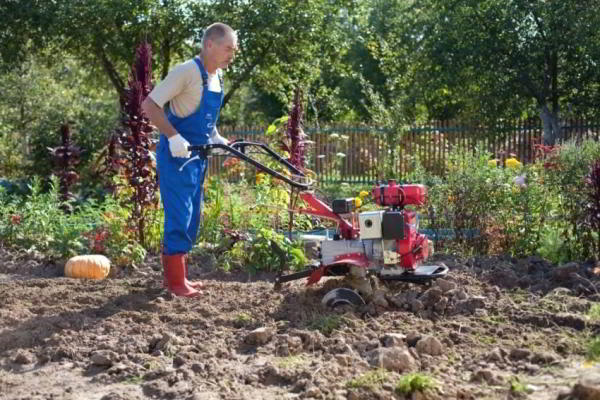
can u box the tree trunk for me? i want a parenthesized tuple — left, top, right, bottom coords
(160, 38, 171, 80)
(97, 47, 125, 99)
(539, 104, 561, 145)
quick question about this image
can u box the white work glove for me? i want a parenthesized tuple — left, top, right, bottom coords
(209, 127, 229, 146)
(168, 134, 191, 158)
(208, 128, 229, 155)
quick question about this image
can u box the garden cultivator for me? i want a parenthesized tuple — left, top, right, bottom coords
(189, 141, 448, 306)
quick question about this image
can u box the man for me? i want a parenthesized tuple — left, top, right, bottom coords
(142, 22, 238, 297)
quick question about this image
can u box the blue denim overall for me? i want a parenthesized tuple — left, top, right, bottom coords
(157, 57, 223, 255)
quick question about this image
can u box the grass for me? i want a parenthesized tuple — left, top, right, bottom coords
(308, 314, 346, 335)
(233, 312, 253, 326)
(124, 375, 144, 385)
(585, 336, 600, 362)
(481, 314, 507, 325)
(475, 333, 498, 345)
(509, 376, 533, 395)
(276, 355, 308, 369)
(508, 288, 531, 305)
(586, 304, 600, 322)
(395, 373, 438, 395)
(346, 369, 388, 390)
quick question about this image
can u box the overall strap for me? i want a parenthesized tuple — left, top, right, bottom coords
(193, 57, 208, 87)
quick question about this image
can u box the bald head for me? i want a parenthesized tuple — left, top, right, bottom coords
(201, 23, 237, 50)
(200, 22, 238, 73)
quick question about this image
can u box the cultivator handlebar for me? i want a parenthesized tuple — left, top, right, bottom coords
(188, 141, 313, 190)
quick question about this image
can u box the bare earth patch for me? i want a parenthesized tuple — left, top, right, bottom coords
(1, 246, 599, 400)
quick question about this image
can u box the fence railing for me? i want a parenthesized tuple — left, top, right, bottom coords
(207, 119, 600, 184)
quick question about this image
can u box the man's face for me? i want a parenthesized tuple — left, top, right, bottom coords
(209, 32, 238, 69)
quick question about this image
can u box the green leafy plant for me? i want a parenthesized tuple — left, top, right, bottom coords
(426, 144, 516, 254)
(276, 355, 309, 369)
(346, 369, 388, 390)
(583, 159, 600, 259)
(395, 373, 438, 395)
(244, 227, 307, 274)
(509, 376, 533, 395)
(544, 139, 600, 261)
(586, 336, 600, 362)
(0, 175, 144, 264)
(308, 314, 345, 335)
(586, 304, 600, 322)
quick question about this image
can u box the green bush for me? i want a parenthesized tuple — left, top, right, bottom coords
(426, 144, 518, 254)
(0, 176, 145, 266)
(543, 139, 600, 261)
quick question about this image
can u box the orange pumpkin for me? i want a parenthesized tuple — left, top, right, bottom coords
(64, 255, 111, 280)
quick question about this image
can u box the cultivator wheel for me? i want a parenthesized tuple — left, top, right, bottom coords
(321, 287, 366, 308)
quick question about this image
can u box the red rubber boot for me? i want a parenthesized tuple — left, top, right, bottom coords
(162, 254, 203, 289)
(184, 254, 204, 289)
(163, 254, 201, 297)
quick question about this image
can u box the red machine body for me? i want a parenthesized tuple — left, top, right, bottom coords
(295, 179, 433, 285)
(397, 210, 430, 269)
(373, 180, 430, 270)
(372, 180, 428, 207)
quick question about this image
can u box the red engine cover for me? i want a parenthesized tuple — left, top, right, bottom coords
(372, 180, 427, 207)
(396, 210, 429, 270)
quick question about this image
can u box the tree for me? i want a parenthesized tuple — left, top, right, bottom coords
(409, 0, 600, 144)
(0, 54, 118, 179)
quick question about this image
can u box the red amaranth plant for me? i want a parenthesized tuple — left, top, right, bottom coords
(102, 134, 122, 194)
(280, 87, 307, 171)
(48, 123, 82, 212)
(533, 140, 560, 170)
(115, 40, 158, 247)
(584, 159, 600, 258)
(274, 87, 313, 233)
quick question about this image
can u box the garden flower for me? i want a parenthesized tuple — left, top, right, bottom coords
(359, 190, 369, 198)
(505, 157, 522, 169)
(514, 174, 526, 188)
(354, 197, 362, 208)
(223, 157, 240, 168)
(488, 159, 498, 168)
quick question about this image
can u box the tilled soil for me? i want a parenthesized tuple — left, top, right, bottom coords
(1, 246, 599, 400)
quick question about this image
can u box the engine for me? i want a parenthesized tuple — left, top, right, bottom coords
(322, 180, 433, 271)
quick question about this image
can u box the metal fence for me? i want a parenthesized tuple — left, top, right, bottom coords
(208, 119, 600, 184)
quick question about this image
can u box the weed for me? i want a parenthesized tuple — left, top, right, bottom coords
(395, 372, 438, 395)
(276, 355, 308, 369)
(476, 334, 497, 345)
(308, 314, 345, 335)
(143, 361, 160, 370)
(233, 312, 253, 327)
(124, 375, 144, 384)
(586, 304, 600, 322)
(509, 376, 533, 395)
(481, 314, 507, 325)
(585, 336, 600, 362)
(346, 368, 388, 390)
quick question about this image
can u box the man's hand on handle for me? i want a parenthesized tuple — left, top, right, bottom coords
(168, 134, 191, 158)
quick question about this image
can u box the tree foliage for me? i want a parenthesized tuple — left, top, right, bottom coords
(389, 0, 600, 143)
(1, 0, 600, 145)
